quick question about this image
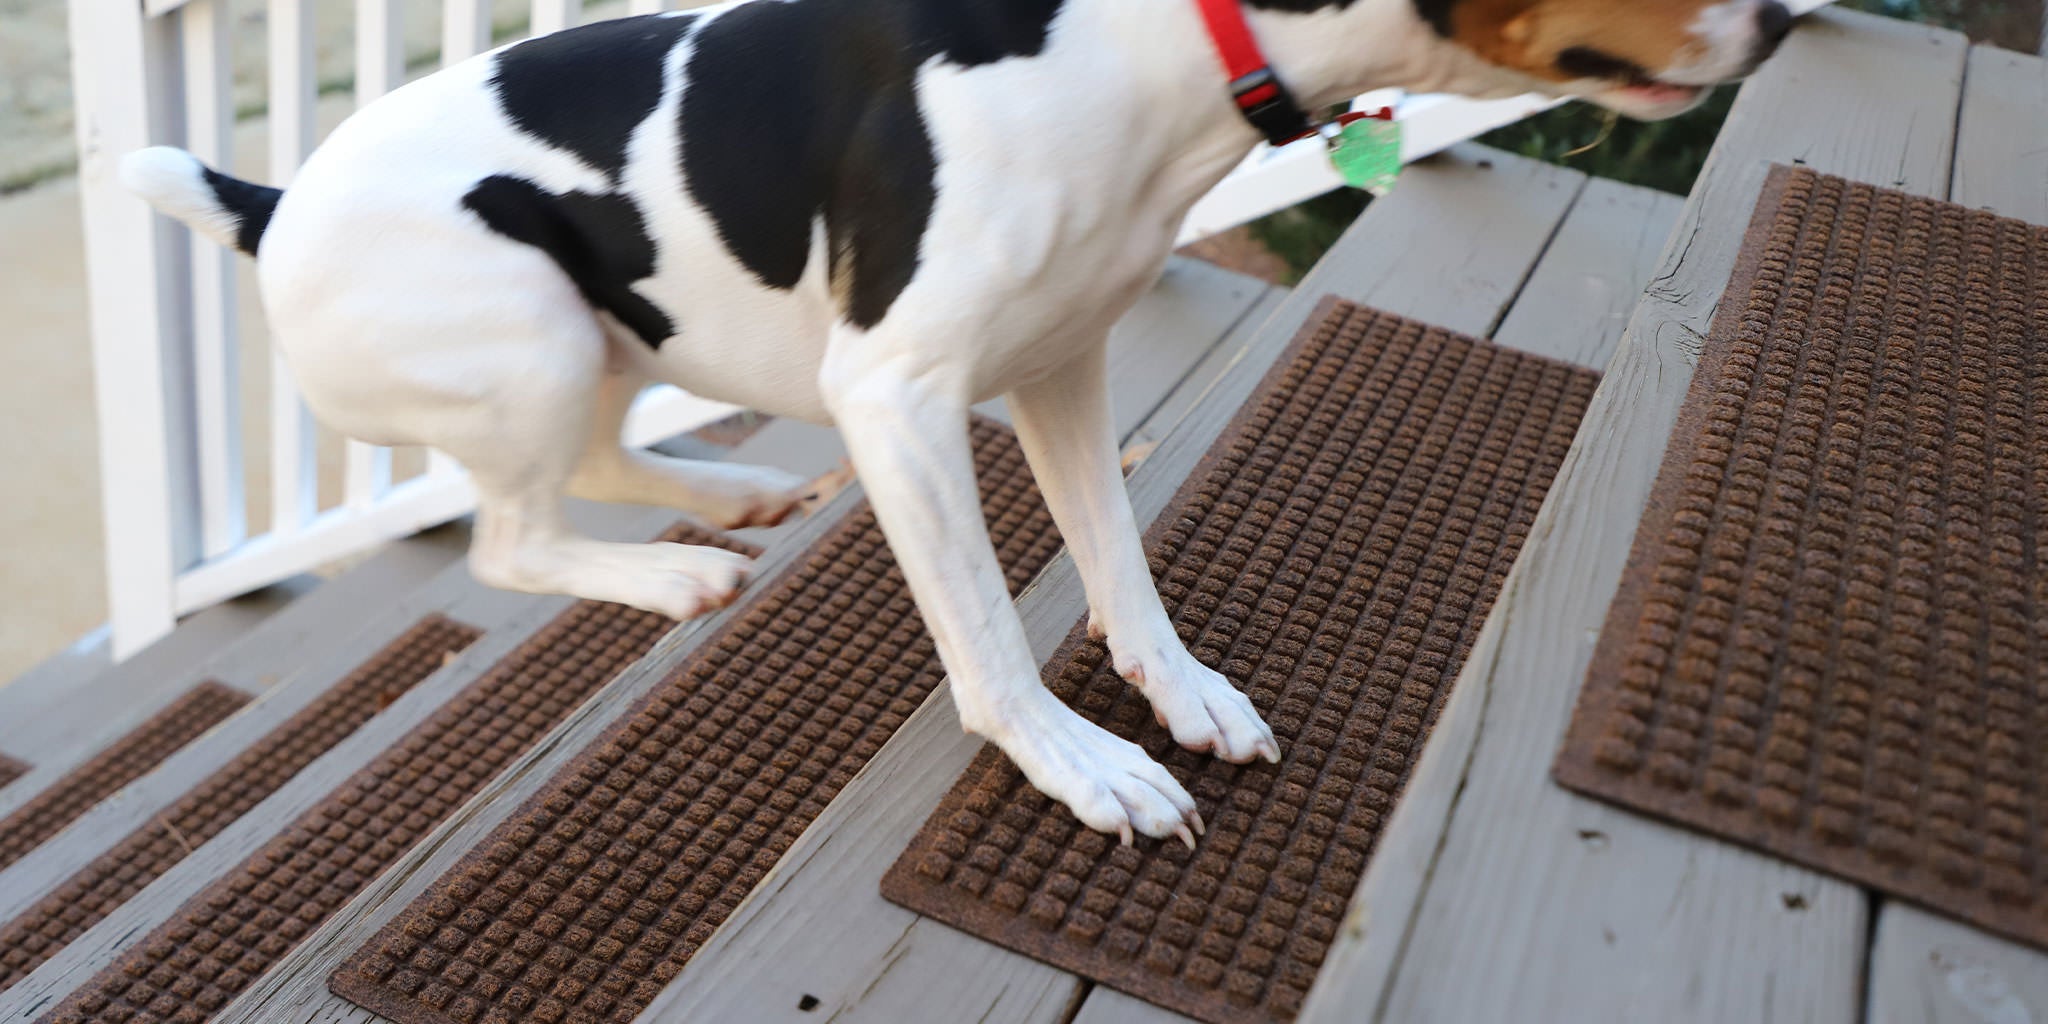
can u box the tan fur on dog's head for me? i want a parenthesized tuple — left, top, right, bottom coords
(1423, 0, 1793, 117)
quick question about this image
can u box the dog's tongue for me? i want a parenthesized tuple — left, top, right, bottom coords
(1622, 80, 1703, 106)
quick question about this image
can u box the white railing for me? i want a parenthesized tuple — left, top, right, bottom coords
(70, 0, 1830, 659)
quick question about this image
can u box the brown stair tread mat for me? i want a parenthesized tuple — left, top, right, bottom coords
(327, 418, 1063, 1024)
(0, 615, 482, 991)
(1554, 165, 2048, 950)
(0, 681, 249, 873)
(0, 754, 27, 792)
(43, 524, 755, 1024)
(883, 299, 1599, 1024)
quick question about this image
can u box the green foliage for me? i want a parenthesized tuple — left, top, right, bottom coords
(1245, 189, 1371, 285)
(1477, 87, 1739, 197)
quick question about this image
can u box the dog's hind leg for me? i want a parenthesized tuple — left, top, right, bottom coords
(418, 324, 755, 621)
(566, 367, 810, 529)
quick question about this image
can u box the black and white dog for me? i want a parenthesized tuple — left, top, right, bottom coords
(126, 0, 1791, 846)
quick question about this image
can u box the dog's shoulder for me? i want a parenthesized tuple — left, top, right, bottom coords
(676, 0, 1068, 328)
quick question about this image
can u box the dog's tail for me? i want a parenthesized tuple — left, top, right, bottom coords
(119, 147, 282, 257)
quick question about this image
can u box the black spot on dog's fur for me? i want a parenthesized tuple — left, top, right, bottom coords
(463, 174, 676, 345)
(1407, 0, 1454, 36)
(1556, 46, 1650, 83)
(201, 167, 282, 256)
(680, 0, 1063, 329)
(490, 14, 697, 180)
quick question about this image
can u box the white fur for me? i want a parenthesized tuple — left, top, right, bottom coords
(120, 147, 246, 252)
(127, 0, 1778, 844)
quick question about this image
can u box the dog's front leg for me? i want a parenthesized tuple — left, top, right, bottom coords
(822, 350, 1201, 846)
(1010, 345, 1279, 764)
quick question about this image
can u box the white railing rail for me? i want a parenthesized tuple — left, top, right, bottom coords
(72, 0, 1831, 659)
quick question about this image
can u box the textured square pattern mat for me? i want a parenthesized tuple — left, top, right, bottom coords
(1555, 165, 2048, 951)
(43, 525, 755, 1024)
(328, 419, 1065, 1024)
(0, 615, 481, 992)
(0, 754, 27, 793)
(0, 681, 249, 873)
(883, 299, 1600, 1024)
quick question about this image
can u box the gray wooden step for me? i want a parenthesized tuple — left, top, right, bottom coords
(0, 526, 467, 828)
(0, 257, 1273, 1024)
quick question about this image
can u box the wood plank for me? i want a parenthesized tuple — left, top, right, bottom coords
(1949, 46, 2048, 222)
(1122, 288, 1286, 455)
(641, 146, 1585, 1024)
(0, 594, 291, 775)
(0, 528, 463, 824)
(1867, 908, 2048, 1024)
(1862, 40, 2048, 1024)
(1297, 12, 1969, 1024)
(1070, 986, 1196, 1024)
(0, 530, 501, 928)
(1272, 144, 1585, 339)
(0, 429, 845, 1023)
(205, 264, 1267, 1024)
(1490, 177, 1683, 370)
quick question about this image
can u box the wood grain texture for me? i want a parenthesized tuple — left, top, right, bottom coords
(210, 262, 1269, 1024)
(1868, 907, 2048, 1024)
(1297, 12, 1969, 1024)
(0, 428, 834, 1022)
(1862, 41, 2048, 1024)
(827, 145, 1585, 1024)
(1949, 46, 2048, 224)
(1490, 178, 1683, 370)
(0, 529, 464, 823)
(1070, 985, 1189, 1024)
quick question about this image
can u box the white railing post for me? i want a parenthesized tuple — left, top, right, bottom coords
(529, 0, 577, 37)
(442, 0, 494, 65)
(422, 0, 494, 485)
(69, 0, 192, 658)
(183, 0, 248, 559)
(267, 0, 320, 537)
(345, 0, 403, 509)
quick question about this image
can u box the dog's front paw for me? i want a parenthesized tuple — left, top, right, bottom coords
(987, 696, 1203, 848)
(1114, 640, 1279, 765)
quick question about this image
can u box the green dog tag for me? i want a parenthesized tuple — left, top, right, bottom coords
(1328, 118, 1403, 196)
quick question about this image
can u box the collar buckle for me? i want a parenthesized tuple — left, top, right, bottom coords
(1229, 67, 1316, 148)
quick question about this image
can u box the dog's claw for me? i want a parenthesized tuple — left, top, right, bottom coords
(1119, 823, 1135, 847)
(1189, 810, 1206, 837)
(1259, 739, 1281, 764)
(1173, 823, 1196, 851)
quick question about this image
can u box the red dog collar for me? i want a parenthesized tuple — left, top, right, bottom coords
(1193, 0, 1316, 146)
